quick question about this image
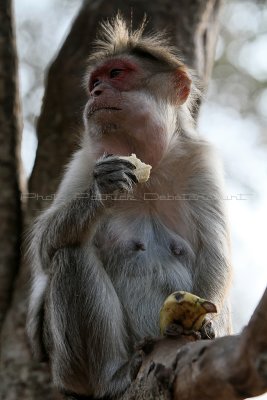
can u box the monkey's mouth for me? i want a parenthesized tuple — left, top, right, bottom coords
(88, 106, 122, 116)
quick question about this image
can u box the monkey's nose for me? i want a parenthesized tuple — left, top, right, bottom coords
(90, 87, 103, 97)
(90, 82, 112, 97)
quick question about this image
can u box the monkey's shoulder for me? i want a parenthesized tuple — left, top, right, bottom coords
(167, 137, 223, 173)
(154, 137, 225, 194)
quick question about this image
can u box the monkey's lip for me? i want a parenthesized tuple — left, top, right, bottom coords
(88, 106, 122, 116)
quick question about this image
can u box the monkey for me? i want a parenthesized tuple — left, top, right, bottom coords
(27, 16, 232, 400)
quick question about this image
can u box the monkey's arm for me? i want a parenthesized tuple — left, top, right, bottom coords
(192, 200, 232, 334)
(32, 154, 137, 270)
(187, 141, 232, 334)
(34, 186, 101, 269)
(193, 228, 232, 335)
(28, 153, 137, 363)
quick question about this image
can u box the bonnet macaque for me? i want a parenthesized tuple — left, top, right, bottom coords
(27, 16, 232, 399)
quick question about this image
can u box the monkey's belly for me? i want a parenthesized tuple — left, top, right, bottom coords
(92, 216, 195, 338)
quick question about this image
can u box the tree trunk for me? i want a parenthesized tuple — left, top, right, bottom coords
(0, 0, 22, 332)
(0, 0, 222, 399)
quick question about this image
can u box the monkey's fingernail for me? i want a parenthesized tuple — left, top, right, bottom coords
(126, 172, 138, 183)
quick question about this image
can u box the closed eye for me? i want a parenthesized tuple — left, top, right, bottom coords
(110, 69, 123, 78)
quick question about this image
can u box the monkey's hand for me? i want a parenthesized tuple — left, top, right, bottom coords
(93, 154, 138, 196)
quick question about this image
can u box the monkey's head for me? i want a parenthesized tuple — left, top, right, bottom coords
(84, 16, 198, 165)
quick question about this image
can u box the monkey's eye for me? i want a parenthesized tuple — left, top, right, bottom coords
(92, 79, 101, 88)
(110, 69, 123, 78)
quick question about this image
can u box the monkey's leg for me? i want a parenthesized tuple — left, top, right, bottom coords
(46, 247, 133, 398)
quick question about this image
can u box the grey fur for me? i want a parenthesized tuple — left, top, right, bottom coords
(27, 17, 232, 399)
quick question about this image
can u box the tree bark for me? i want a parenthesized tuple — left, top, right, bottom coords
(0, 1, 223, 399)
(0, 0, 22, 331)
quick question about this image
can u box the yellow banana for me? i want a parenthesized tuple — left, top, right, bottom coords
(159, 291, 217, 335)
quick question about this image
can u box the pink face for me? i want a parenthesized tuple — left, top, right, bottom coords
(87, 57, 191, 111)
(86, 58, 165, 165)
(89, 58, 142, 94)
(86, 58, 146, 120)
(85, 57, 191, 166)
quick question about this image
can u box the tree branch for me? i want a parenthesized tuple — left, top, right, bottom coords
(121, 287, 267, 400)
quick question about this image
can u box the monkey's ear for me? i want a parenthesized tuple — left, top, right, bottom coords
(175, 67, 192, 105)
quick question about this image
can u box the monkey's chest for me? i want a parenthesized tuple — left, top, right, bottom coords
(93, 211, 192, 268)
(92, 213, 194, 337)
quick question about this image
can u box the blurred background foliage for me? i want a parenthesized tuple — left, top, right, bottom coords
(14, 0, 267, 337)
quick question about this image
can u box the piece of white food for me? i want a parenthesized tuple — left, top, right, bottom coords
(120, 153, 152, 183)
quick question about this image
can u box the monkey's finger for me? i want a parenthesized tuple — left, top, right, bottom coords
(94, 163, 136, 178)
(97, 170, 134, 192)
(96, 157, 136, 171)
(98, 153, 136, 167)
(116, 174, 135, 192)
(125, 171, 138, 184)
(106, 158, 137, 170)
(103, 174, 135, 187)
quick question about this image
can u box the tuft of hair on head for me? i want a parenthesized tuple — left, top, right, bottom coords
(88, 13, 184, 70)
